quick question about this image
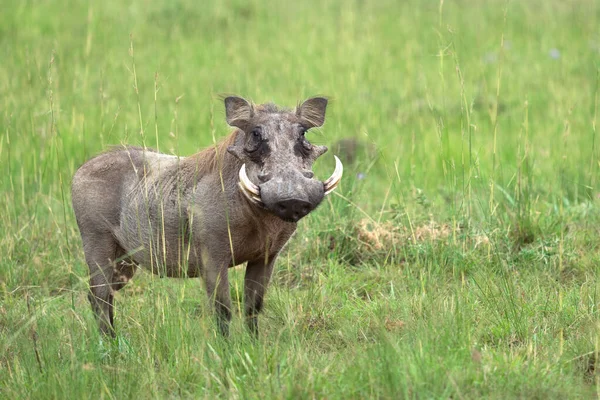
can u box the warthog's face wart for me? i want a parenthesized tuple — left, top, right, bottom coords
(225, 96, 343, 222)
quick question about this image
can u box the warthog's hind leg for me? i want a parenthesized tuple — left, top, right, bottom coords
(84, 234, 135, 336)
(244, 258, 276, 337)
(112, 247, 138, 292)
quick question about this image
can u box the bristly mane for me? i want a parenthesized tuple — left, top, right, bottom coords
(180, 130, 241, 178)
(179, 101, 293, 179)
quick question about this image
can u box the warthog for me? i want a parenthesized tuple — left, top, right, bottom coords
(72, 96, 343, 337)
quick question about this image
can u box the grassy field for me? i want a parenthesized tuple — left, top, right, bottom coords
(2, 0, 600, 398)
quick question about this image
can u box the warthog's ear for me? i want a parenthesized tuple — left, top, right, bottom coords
(225, 96, 254, 129)
(296, 97, 328, 128)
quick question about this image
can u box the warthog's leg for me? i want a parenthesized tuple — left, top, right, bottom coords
(112, 245, 137, 292)
(83, 233, 137, 336)
(244, 257, 276, 337)
(202, 255, 232, 336)
(83, 233, 119, 336)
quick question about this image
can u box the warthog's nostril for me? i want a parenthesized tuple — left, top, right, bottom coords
(302, 170, 315, 179)
(271, 199, 312, 222)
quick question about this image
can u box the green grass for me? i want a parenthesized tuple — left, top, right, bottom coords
(2, 0, 600, 398)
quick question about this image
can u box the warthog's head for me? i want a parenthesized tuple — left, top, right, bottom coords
(225, 96, 343, 222)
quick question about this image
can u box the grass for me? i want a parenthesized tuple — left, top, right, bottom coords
(1, 0, 600, 398)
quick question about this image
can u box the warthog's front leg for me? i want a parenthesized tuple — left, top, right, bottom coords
(201, 253, 232, 336)
(244, 256, 277, 337)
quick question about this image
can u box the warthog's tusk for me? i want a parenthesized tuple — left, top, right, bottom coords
(238, 182, 262, 204)
(323, 155, 343, 195)
(238, 164, 262, 204)
(239, 164, 260, 195)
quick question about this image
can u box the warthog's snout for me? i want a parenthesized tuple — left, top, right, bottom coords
(258, 171, 325, 222)
(238, 155, 343, 222)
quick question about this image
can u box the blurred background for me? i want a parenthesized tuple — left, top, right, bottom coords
(3, 0, 599, 203)
(2, 0, 600, 397)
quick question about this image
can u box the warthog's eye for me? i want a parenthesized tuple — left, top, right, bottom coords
(245, 127, 263, 154)
(251, 127, 262, 140)
(295, 125, 312, 157)
(297, 135, 312, 156)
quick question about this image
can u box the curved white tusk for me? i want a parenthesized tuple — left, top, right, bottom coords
(238, 182, 262, 204)
(323, 155, 343, 195)
(239, 164, 260, 196)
